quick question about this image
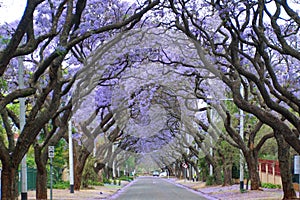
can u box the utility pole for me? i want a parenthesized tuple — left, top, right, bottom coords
(209, 108, 213, 177)
(68, 120, 74, 193)
(209, 135, 213, 176)
(239, 85, 244, 191)
(112, 143, 116, 179)
(18, 56, 27, 200)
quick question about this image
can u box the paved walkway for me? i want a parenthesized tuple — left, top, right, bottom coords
(22, 182, 130, 200)
(173, 179, 284, 200)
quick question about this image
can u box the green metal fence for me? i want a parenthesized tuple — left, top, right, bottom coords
(18, 167, 37, 192)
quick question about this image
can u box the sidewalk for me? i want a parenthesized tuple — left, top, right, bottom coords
(22, 181, 132, 200)
(173, 179, 284, 200)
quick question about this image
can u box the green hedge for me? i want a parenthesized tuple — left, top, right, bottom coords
(53, 181, 70, 189)
(261, 183, 281, 189)
(206, 175, 215, 186)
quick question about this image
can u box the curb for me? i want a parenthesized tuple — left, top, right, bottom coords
(106, 179, 137, 199)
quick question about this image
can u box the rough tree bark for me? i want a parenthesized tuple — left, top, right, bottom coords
(274, 130, 296, 199)
(73, 143, 91, 190)
(217, 149, 233, 186)
(1, 163, 18, 200)
(35, 106, 71, 199)
(244, 152, 260, 190)
(35, 146, 48, 200)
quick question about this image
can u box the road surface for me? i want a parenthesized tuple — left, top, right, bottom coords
(111, 177, 209, 200)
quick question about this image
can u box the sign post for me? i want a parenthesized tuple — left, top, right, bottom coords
(48, 146, 55, 200)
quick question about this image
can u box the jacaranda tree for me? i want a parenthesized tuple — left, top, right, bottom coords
(0, 0, 159, 199)
(165, 0, 299, 198)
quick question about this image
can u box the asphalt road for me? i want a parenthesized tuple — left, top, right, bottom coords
(111, 177, 208, 200)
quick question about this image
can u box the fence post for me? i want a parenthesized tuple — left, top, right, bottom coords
(272, 163, 275, 185)
(266, 164, 269, 183)
(259, 162, 262, 181)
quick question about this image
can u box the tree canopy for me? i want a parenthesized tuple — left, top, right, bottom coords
(0, 0, 299, 199)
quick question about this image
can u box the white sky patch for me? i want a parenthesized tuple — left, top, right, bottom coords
(0, 0, 136, 25)
(0, 0, 26, 24)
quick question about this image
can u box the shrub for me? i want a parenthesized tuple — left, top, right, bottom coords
(118, 176, 134, 181)
(103, 177, 112, 184)
(240, 188, 247, 193)
(88, 180, 104, 186)
(53, 181, 70, 189)
(261, 183, 281, 189)
(206, 175, 215, 186)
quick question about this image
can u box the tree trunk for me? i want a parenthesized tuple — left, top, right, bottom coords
(74, 156, 85, 190)
(74, 169, 83, 190)
(98, 169, 104, 182)
(223, 164, 232, 186)
(248, 160, 260, 190)
(1, 164, 18, 200)
(35, 157, 48, 199)
(175, 162, 181, 178)
(221, 151, 233, 186)
(35, 144, 48, 200)
(204, 155, 222, 184)
(245, 152, 260, 190)
(213, 165, 223, 185)
(217, 147, 233, 186)
(167, 165, 174, 176)
(36, 166, 48, 200)
(73, 143, 90, 190)
(275, 130, 296, 199)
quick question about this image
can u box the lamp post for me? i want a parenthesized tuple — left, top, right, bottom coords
(239, 86, 245, 191)
(209, 108, 214, 177)
(239, 107, 244, 190)
(18, 56, 27, 200)
(68, 120, 74, 193)
(112, 143, 116, 179)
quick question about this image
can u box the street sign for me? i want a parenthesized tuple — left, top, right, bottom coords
(182, 163, 188, 169)
(48, 146, 55, 158)
(295, 155, 300, 174)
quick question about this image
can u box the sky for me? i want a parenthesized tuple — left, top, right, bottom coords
(0, 0, 280, 25)
(0, 0, 26, 24)
(0, 0, 136, 25)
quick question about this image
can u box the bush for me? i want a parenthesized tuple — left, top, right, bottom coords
(240, 188, 247, 193)
(118, 176, 134, 181)
(103, 177, 112, 184)
(206, 175, 215, 186)
(88, 180, 104, 186)
(53, 181, 70, 189)
(261, 183, 281, 189)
